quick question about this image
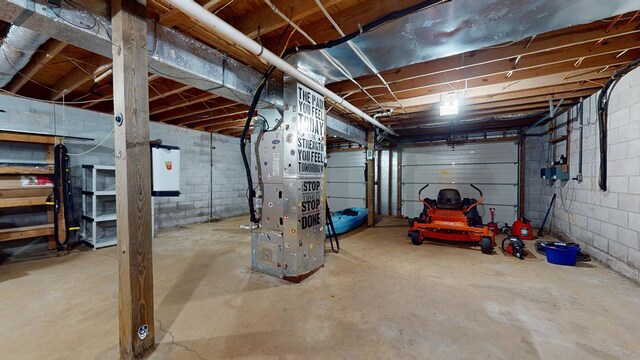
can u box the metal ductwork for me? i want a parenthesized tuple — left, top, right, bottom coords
(290, 0, 640, 83)
(0, 25, 48, 87)
(0, 0, 283, 108)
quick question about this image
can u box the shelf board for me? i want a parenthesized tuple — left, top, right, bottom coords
(82, 237, 117, 249)
(0, 166, 54, 175)
(82, 190, 116, 196)
(83, 214, 117, 222)
(0, 196, 50, 208)
(0, 224, 54, 242)
(0, 132, 56, 145)
(82, 165, 115, 170)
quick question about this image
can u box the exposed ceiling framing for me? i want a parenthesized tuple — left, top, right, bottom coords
(0, 0, 638, 142)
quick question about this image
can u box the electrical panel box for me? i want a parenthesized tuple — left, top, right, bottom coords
(151, 145, 180, 197)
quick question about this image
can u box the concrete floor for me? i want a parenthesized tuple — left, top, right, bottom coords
(1, 216, 640, 359)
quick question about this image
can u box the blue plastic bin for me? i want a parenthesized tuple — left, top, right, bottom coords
(544, 243, 579, 266)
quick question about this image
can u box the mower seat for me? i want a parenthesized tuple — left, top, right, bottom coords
(437, 189, 463, 210)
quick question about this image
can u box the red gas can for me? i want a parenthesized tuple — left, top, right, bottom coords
(512, 218, 534, 240)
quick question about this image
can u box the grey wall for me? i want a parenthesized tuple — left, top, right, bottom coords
(524, 67, 640, 283)
(0, 94, 248, 254)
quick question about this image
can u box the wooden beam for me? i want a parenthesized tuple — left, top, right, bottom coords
(351, 62, 621, 112)
(50, 57, 110, 101)
(387, 150, 392, 215)
(268, 0, 427, 51)
(232, 0, 340, 39)
(111, 0, 155, 358)
(328, 15, 640, 95)
(148, 83, 191, 102)
(376, 149, 381, 215)
(346, 46, 640, 106)
(152, 97, 238, 123)
(367, 130, 375, 227)
(159, 0, 223, 27)
(396, 149, 402, 216)
(518, 135, 526, 218)
(5, 39, 67, 93)
(150, 92, 218, 115)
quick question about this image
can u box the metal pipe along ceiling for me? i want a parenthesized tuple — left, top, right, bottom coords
(166, 0, 397, 136)
(0, 25, 49, 87)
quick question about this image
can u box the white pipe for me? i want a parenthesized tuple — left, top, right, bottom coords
(166, 0, 396, 136)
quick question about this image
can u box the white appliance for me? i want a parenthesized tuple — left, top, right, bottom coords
(151, 145, 180, 197)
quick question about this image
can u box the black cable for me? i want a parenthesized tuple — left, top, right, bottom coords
(596, 57, 640, 191)
(240, 0, 450, 224)
(286, 0, 448, 55)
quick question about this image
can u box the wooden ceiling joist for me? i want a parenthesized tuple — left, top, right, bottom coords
(329, 13, 640, 94)
(152, 97, 238, 122)
(49, 57, 110, 101)
(232, 0, 340, 39)
(5, 39, 67, 93)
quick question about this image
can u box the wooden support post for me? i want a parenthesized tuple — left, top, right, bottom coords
(388, 150, 393, 215)
(518, 135, 526, 218)
(111, 1, 155, 358)
(376, 150, 381, 215)
(396, 149, 403, 217)
(367, 130, 375, 226)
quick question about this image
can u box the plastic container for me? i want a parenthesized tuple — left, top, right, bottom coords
(544, 243, 579, 266)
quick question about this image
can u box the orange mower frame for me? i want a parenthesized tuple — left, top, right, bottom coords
(406, 184, 495, 254)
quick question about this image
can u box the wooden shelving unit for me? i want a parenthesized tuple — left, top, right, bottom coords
(0, 131, 64, 249)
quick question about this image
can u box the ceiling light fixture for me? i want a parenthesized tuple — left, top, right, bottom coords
(439, 92, 459, 116)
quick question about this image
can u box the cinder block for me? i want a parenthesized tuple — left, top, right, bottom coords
(630, 212, 640, 230)
(609, 209, 629, 227)
(617, 121, 640, 143)
(619, 195, 640, 213)
(630, 177, 640, 195)
(628, 248, 640, 269)
(600, 222, 618, 240)
(608, 240, 629, 261)
(586, 218, 601, 234)
(608, 177, 629, 194)
(608, 142, 628, 160)
(617, 227, 639, 249)
(608, 107, 630, 128)
(600, 191, 618, 209)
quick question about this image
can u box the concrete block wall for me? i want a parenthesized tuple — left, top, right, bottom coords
(524, 67, 640, 283)
(0, 94, 248, 254)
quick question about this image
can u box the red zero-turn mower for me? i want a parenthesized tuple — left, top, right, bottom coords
(407, 184, 495, 254)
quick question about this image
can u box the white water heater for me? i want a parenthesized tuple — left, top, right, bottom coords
(151, 144, 180, 197)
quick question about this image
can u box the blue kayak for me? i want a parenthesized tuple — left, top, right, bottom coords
(326, 207, 368, 236)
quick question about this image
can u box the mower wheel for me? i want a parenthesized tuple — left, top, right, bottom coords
(411, 231, 423, 245)
(480, 236, 493, 254)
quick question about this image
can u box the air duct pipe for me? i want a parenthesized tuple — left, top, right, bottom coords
(0, 25, 48, 87)
(166, 0, 397, 136)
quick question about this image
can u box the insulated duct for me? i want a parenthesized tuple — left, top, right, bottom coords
(0, 25, 48, 87)
(290, 0, 640, 83)
(0, 0, 282, 108)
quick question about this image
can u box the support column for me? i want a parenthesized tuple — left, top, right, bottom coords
(396, 149, 403, 217)
(518, 135, 526, 218)
(367, 130, 375, 226)
(376, 149, 381, 215)
(111, 1, 154, 358)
